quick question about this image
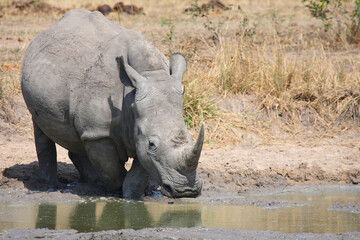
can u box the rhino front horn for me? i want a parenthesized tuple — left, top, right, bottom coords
(184, 124, 204, 171)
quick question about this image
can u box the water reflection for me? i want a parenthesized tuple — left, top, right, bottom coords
(36, 204, 56, 229)
(32, 201, 201, 232)
(0, 186, 359, 233)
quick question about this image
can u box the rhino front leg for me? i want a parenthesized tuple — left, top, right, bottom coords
(68, 151, 101, 183)
(123, 158, 149, 199)
(84, 138, 127, 192)
(33, 120, 58, 186)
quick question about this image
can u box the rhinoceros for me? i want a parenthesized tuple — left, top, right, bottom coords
(21, 9, 204, 199)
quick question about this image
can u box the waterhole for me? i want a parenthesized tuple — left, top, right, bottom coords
(0, 186, 359, 233)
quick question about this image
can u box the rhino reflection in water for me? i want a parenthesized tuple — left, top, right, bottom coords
(32, 201, 201, 231)
(21, 9, 204, 199)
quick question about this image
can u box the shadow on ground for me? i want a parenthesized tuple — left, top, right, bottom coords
(0, 161, 109, 196)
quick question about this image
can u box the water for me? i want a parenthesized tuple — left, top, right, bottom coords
(0, 185, 359, 233)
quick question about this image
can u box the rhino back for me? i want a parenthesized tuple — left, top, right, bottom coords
(21, 10, 126, 152)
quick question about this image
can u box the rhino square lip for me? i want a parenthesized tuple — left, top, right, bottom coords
(160, 180, 201, 198)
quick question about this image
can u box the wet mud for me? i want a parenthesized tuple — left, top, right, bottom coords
(329, 201, 360, 214)
(2, 227, 360, 240)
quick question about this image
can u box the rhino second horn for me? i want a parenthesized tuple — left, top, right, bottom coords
(183, 125, 204, 171)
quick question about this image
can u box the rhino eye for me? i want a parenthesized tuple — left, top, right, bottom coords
(148, 136, 159, 153)
(149, 141, 156, 150)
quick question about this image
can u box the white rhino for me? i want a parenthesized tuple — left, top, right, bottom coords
(21, 9, 204, 199)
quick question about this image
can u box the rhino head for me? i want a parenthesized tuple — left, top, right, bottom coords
(119, 54, 203, 198)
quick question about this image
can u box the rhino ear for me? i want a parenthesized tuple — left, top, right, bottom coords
(170, 53, 187, 83)
(117, 56, 147, 90)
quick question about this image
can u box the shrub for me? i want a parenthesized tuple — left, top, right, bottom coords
(302, 0, 360, 42)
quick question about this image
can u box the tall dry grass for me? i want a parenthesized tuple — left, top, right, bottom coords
(196, 35, 360, 127)
(176, 1, 360, 143)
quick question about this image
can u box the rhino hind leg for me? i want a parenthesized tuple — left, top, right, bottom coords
(68, 151, 101, 183)
(33, 120, 58, 186)
(84, 138, 127, 193)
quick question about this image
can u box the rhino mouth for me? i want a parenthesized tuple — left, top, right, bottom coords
(159, 181, 202, 198)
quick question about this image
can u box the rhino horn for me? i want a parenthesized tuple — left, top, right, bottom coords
(183, 124, 204, 172)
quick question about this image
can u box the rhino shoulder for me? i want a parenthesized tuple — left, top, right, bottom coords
(74, 96, 121, 141)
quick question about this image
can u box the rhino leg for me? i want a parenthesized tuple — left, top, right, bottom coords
(84, 138, 127, 192)
(68, 151, 101, 183)
(122, 158, 149, 199)
(33, 120, 58, 186)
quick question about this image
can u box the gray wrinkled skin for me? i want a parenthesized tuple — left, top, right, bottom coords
(21, 9, 204, 199)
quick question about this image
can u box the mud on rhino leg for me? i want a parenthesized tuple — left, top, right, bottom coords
(33, 120, 58, 186)
(68, 151, 101, 183)
(84, 138, 127, 192)
(123, 158, 149, 199)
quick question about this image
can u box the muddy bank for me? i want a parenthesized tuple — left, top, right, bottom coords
(1, 148, 359, 202)
(2, 227, 360, 240)
(1, 133, 360, 200)
(198, 142, 360, 194)
(1, 143, 360, 202)
(329, 201, 360, 214)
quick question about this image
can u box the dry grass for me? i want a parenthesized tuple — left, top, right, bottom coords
(1, 0, 360, 144)
(0, 61, 22, 112)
